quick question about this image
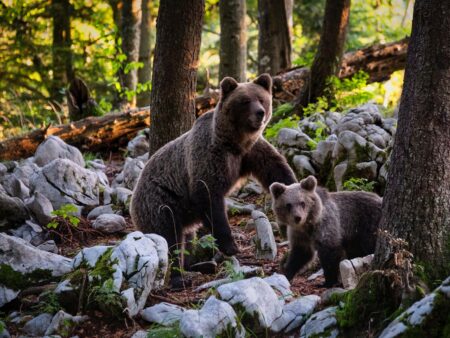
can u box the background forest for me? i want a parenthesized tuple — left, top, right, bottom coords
(0, 0, 412, 139)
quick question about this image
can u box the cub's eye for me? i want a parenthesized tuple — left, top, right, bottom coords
(300, 201, 306, 208)
(286, 203, 292, 211)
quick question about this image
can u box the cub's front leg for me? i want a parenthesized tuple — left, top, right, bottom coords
(283, 228, 314, 280)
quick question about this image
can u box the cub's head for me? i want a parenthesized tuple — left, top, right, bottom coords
(217, 74, 272, 140)
(270, 176, 323, 230)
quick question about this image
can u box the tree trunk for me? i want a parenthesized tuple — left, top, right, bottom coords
(219, 0, 247, 82)
(120, 0, 142, 107)
(374, 0, 450, 283)
(257, 0, 292, 75)
(51, 0, 73, 102)
(136, 0, 152, 107)
(148, 0, 204, 156)
(296, 0, 351, 108)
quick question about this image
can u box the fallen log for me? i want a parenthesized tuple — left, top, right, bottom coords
(0, 108, 150, 161)
(273, 37, 409, 101)
(0, 38, 408, 161)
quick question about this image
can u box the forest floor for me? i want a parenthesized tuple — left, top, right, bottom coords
(5, 153, 327, 338)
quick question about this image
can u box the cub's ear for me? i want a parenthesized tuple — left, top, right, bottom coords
(253, 73, 272, 93)
(270, 182, 286, 199)
(220, 77, 239, 98)
(300, 176, 317, 192)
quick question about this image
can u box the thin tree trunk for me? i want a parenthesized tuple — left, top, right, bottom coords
(121, 0, 142, 107)
(148, 0, 204, 156)
(296, 0, 351, 108)
(374, 0, 450, 282)
(219, 0, 247, 82)
(137, 0, 152, 107)
(257, 0, 292, 75)
(108, 0, 123, 108)
(51, 0, 73, 103)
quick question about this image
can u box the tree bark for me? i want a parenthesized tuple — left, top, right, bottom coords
(296, 0, 351, 108)
(51, 0, 73, 102)
(219, 0, 247, 82)
(136, 0, 152, 107)
(257, 0, 292, 75)
(148, 0, 204, 156)
(374, 0, 450, 282)
(120, 0, 142, 107)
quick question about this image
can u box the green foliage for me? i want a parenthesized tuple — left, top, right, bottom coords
(36, 291, 61, 314)
(306, 120, 328, 150)
(223, 260, 244, 282)
(88, 278, 124, 318)
(343, 177, 376, 192)
(146, 324, 182, 338)
(272, 103, 295, 119)
(264, 115, 300, 141)
(192, 234, 218, 252)
(0, 264, 53, 290)
(47, 204, 80, 229)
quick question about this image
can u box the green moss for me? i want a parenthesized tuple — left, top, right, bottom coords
(146, 325, 181, 338)
(336, 271, 402, 334)
(401, 291, 450, 338)
(0, 264, 53, 290)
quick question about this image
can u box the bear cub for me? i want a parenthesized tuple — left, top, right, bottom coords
(270, 175, 382, 286)
(131, 74, 297, 286)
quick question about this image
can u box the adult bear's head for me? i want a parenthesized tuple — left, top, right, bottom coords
(215, 74, 273, 150)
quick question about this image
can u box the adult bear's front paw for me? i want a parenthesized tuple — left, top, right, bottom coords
(218, 238, 240, 256)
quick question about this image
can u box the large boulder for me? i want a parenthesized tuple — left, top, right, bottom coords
(299, 306, 339, 338)
(379, 276, 450, 338)
(0, 233, 72, 306)
(0, 191, 30, 229)
(34, 136, 85, 167)
(67, 231, 168, 318)
(30, 158, 102, 209)
(217, 277, 283, 328)
(179, 296, 244, 338)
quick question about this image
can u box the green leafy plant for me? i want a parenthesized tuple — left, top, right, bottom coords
(36, 291, 61, 314)
(264, 115, 300, 141)
(192, 234, 218, 252)
(307, 120, 328, 150)
(343, 177, 376, 192)
(223, 260, 244, 282)
(46, 204, 80, 229)
(88, 278, 124, 318)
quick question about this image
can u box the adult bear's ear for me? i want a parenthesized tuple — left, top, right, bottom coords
(300, 176, 317, 192)
(253, 73, 272, 93)
(220, 77, 239, 99)
(270, 182, 286, 199)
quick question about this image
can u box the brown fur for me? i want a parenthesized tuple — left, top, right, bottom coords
(270, 176, 382, 286)
(131, 74, 297, 284)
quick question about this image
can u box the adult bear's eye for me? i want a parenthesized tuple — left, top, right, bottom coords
(286, 203, 292, 211)
(299, 201, 306, 208)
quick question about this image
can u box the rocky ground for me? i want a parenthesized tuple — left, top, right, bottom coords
(1, 103, 449, 337)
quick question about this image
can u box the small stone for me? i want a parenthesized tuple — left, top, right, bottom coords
(23, 313, 53, 337)
(339, 254, 374, 289)
(0, 191, 30, 229)
(91, 214, 126, 233)
(320, 288, 347, 305)
(293, 155, 316, 177)
(140, 302, 185, 325)
(307, 268, 324, 281)
(34, 136, 85, 168)
(217, 277, 283, 328)
(226, 198, 256, 215)
(271, 295, 321, 333)
(179, 296, 244, 338)
(277, 128, 312, 149)
(252, 210, 277, 260)
(37, 240, 59, 254)
(264, 273, 293, 301)
(44, 310, 88, 336)
(0, 286, 20, 308)
(113, 187, 133, 205)
(87, 205, 115, 220)
(130, 330, 148, 338)
(26, 191, 54, 226)
(300, 306, 339, 338)
(127, 134, 149, 158)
